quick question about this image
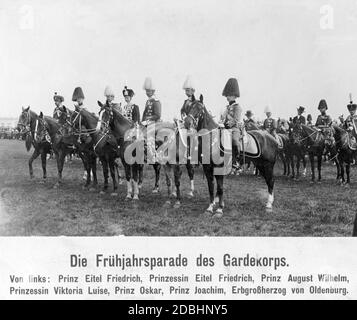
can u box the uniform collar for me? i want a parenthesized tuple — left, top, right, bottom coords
(229, 100, 236, 106)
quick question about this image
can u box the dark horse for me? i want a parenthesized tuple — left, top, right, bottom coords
(292, 124, 327, 182)
(17, 107, 56, 182)
(103, 106, 191, 206)
(184, 100, 278, 216)
(288, 123, 307, 179)
(35, 106, 98, 189)
(95, 101, 143, 198)
(331, 125, 357, 185)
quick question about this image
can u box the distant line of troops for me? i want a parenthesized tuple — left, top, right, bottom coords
(51, 76, 357, 150)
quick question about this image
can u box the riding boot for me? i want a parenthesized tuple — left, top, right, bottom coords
(232, 145, 240, 170)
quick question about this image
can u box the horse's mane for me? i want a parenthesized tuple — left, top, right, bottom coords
(111, 107, 133, 127)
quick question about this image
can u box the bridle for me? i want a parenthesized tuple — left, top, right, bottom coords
(17, 109, 32, 135)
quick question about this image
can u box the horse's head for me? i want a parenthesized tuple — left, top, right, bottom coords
(97, 100, 113, 131)
(322, 127, 335, 148)
(289, 124, 303, 145)
(184, 94, 206, 131)
(17, 106, 31, 134)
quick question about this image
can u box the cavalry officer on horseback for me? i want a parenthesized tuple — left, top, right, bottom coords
(142, 77, 162, 125)
(181, 75, 196, 120)
(343, 97, 357, 148)
(103, 86, 122, 113)
(306, 114, 313, 127)
(122, 86, 140, 124)
(315, 99, 332, 129)
(220, 77, 243, 171)
(263, 106, 282, 147)
(293, 106, 306, 125)
(53, 92, 66, 119)
(244, 110, 256, 130)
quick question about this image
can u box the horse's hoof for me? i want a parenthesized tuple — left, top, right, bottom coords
(187, 191, 194, 198)
(89, 187, 96, 192)
(163, 200, 171, 208)
(138, 184, 143, 190)
(39, 180, 45, 184)
(152, 188, 159, 194)
(173, 201, 181, 209)
(111, 192, 118, 197)
(132, 194, 139, 201)
(213, 209, 223, 218)
(344, 183, 350, 188)
(53, 184, 59, 189)
(265, 207, 273, 213)
(125, 195, 132, 201)
(99, 190, 105, 195)
(118, 179, 124, 185)
(203, 210, 212, 218)
(310, 180, 315, 184)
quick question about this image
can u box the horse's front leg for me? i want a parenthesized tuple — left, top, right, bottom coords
(317, 152, 322, 182)
(40, 150, 47, 183)
(54, 149, 65, 188)
(203, 164, 215, 214)
(186, 163, 195, 197)
(132, 164, 139, 200)
(309, 153, 315, 182)
(152, 163, 161, 193)
(346, 162, 351, 185)
(213, 174, 224, 218)
(109, 157, 118, 196)
(172, 165, 183, 209)
(100, 158, 109, 194)
(138, 164, 144, 189)
(29, 148, 40, 179)
(261, 162, 275, 211)
(163, 164, 173, 206)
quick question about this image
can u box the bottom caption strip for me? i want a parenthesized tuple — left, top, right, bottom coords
(0, 237, 356, 300)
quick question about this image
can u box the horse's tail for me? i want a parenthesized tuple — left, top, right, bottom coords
(25, 134, 33, 152)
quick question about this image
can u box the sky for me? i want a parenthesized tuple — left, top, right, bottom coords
(1, 0, 357, 122)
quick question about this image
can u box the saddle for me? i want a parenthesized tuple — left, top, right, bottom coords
(221, 130, 261, 158)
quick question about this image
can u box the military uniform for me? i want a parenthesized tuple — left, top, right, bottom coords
(142, 97, 161, 123)
(293, 115, 306, 125)
(123, 103, 140, 123)
(315, 114, 332, 128)
(181, 96, 196, 120)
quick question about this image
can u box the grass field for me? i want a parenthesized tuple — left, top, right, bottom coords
(0, 139, 356, 236)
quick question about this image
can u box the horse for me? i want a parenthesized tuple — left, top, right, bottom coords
(288, 123, 307, 179)
(292, 124, 327, 182)
(184, 99, 278, 216)
(17, 107, 55, 182)
(331, 125, 357, 185)
(45, 105, 99, 189)
(276, 119, 292, 176)
(95, 101, 142, 197)
(97, 105, 146, 200)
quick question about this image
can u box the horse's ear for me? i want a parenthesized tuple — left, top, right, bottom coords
(199, 94, 204, 103)
(39, 112, 43, 119)
(97, 100, 104, 108)
(24, 106, 30, 112)
(62, 106, 67, 112)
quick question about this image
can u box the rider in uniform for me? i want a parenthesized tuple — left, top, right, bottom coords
(122, 86, 140, 124)
(142, 77, 161, 125)
(181, 75, 196, 120)
(263, 106, 281, 147)
(315, 99, 332, 129)
(220, 77, 243, 170)
(343, 98, 357, 148)
(244, 110, 256, 130)
(53, 92, 66, 120)
(306, 114, 313, 127)
(293, 106, 306, 125)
